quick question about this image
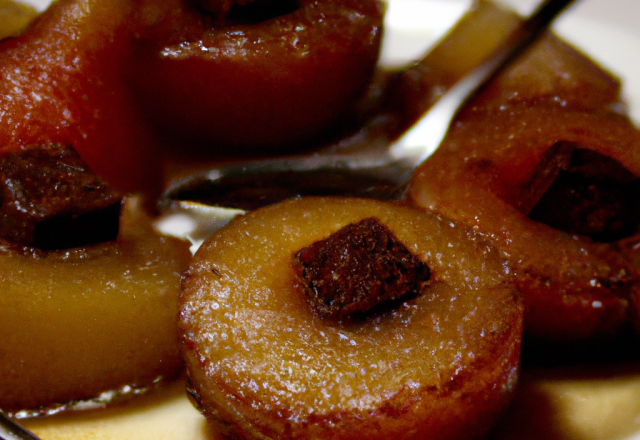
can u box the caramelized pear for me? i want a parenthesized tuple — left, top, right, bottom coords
(409, 33, 640, 342)
(130, 0, 383, 150)
(180, 197, 523, 440)
(0, 198, 190, 412)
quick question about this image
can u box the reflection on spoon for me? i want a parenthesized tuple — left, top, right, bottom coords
(0, 411, 41, 440)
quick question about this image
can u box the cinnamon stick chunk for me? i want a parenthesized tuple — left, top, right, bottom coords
(528, 149, 640, 242)
(293, 217, 430, 317)
(0, 144, 123, 249)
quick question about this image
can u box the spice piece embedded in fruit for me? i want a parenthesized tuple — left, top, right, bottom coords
(293, 217, 430, 317)
(0, 144, 123, 249)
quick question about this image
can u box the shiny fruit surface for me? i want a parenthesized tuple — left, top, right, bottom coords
(0, 0, 162, 193)
(180, 197, 523, 440)
(131, 0, 383, 149)
(0, 198, 190, 412)
(408, 34, 640, 342)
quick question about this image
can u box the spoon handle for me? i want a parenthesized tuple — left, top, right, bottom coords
(0, 412, 41, 440)
(393, 0, 578, 164)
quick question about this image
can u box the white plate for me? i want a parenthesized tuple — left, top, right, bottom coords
(14, 0, 640, 439)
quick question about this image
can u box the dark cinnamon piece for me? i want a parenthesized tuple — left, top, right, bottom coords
(0, 144, 122, 249)
(528, 148, 640, 242)
(293, 217, 430, 317)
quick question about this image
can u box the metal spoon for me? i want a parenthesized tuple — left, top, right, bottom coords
(161, 0, 577, 219)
